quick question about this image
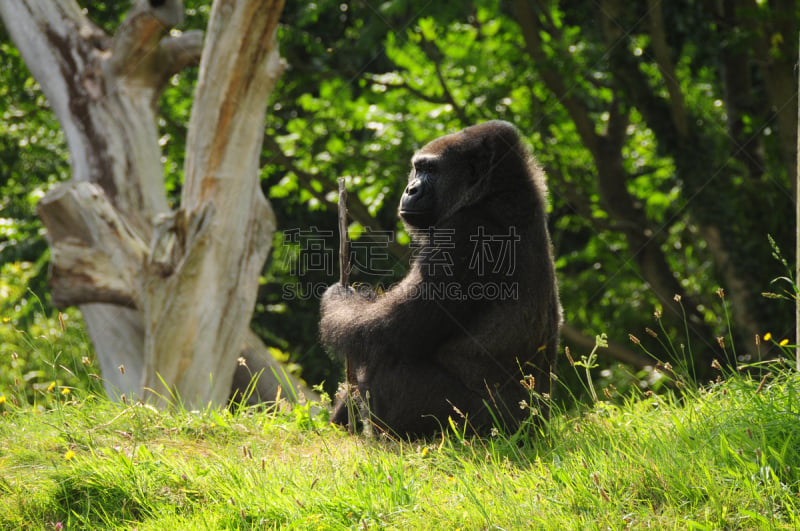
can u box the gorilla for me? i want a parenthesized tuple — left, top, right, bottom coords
(320, 120, 561, 437)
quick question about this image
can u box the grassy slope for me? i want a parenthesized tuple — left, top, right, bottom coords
(1, 371, 799, 530)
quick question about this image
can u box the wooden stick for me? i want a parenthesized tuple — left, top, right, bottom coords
(337, 177, 359, 433)
(338, 177, 349, 288)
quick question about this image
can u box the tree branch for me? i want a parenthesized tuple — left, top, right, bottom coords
(0, 1, 112, 188)
(106, 0, 184, 81)
(734, 0, 796, 184)
(365, 74, 450, 105)
(38, 182, 148, 308)
(183, 0, 284, 211)
(419, 37, 469, 124)
(515, 0, 600, 157)
(645, 0, 689, 138)
(712, 3, 764, 181)
(156, 29, 204, 90)
(598, 0, 678, 151)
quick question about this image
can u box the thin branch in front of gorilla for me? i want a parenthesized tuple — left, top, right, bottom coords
(338, 177, 360, 435)
(338, 177, 350, 288)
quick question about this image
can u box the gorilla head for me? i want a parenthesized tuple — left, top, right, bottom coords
(320, 120, 561, 437)
(400, 122, 539, 230)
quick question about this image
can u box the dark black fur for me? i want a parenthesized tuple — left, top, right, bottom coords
(320, 121, 562, 437)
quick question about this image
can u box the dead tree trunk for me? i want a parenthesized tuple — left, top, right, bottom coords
(0, 0, 306, 408)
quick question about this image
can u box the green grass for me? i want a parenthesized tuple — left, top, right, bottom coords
(1, 368, 800, 530)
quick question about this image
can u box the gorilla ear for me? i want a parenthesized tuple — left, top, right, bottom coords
(476, 121, 520, 179)
(488, 122, 520, 165)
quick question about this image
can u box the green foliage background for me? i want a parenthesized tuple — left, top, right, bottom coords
(1, 1, 797, 402)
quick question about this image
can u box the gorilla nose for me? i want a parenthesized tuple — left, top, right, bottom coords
(404, 179, 420, 196)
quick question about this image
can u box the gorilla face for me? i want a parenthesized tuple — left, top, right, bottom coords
(399, 140, 483, 229)
(398, 121, 531, 231)
(398, 156, 438, 228)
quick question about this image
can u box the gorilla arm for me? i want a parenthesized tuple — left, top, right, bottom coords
(321, 270, 492, 435)
(319, 267, 469, 365)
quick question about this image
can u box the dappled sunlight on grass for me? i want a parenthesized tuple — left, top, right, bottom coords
(1, 365, 799, 529)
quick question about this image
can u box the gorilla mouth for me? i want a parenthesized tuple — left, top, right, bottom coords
(399, 209, 433, 228)
(399, 209, 432, 223)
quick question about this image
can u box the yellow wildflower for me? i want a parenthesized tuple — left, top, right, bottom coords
(764, 332, 772, 341)
(0, 396, 5, 405)
(61, 388, 70, 396)
(47, 381, 56, 392)
(64, 450, 75, 461)
(780, 339, 789, 347)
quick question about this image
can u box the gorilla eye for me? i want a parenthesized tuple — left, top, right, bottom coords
(413, 157, 438, 174)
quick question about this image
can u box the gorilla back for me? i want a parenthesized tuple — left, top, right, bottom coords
(320, 120, 562, 437)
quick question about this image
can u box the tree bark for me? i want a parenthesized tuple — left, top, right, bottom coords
(796, 32, 800, 370)
(0, 0, 306, 408)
